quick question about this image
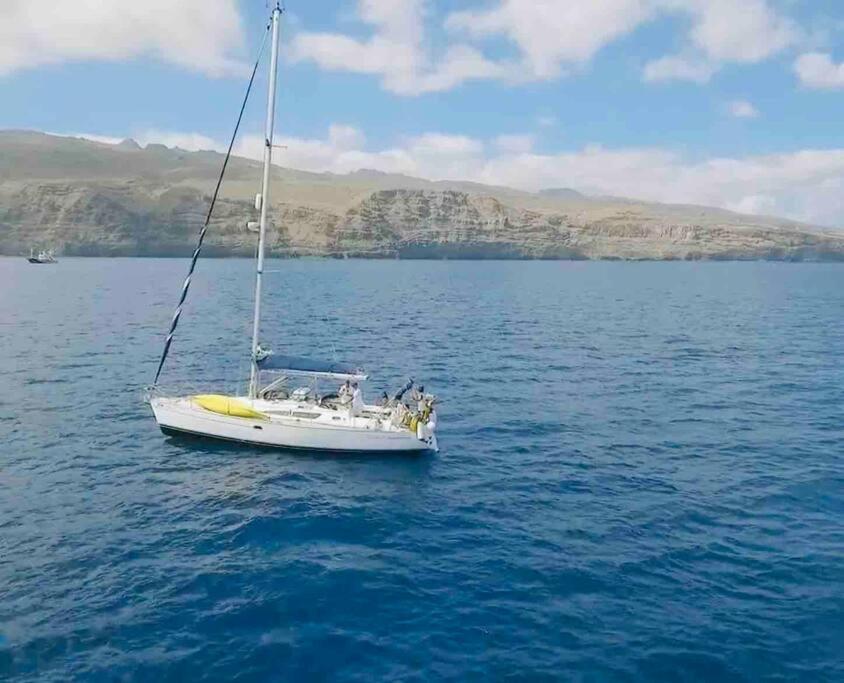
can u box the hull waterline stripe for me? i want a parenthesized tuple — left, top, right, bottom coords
(159, 425, 432, 454)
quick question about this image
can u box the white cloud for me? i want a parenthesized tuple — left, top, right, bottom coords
(0, 0, 806, 92)
(327, 124, 366, 151)
(727, 100, 759, 119)
(408, 45, 509, 93)
(794, 52, 844, 89)
(495, 134, 535, 153)
(447, 0, 652, 79)
(290, 0, 802, 94)
(683, 0, 797, 63)
(730, 194, 779, 216)
(643, 0, 798, 83)
(289, 0, 505, 95)
(241, 129, 484, 178)
(52, 132, 125, 146)
(643, 55, 715, 83)
(407, 133, 484, 156)
(0, 0, 245, 77)
(60, 128, 844, 227)
(477, 147, 844, 226)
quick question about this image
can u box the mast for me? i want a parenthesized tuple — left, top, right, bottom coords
(249, 3, 282, 398)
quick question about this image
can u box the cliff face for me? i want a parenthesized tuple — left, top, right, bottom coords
(329, 190, 844, 260)
(334, 190, 575, 258)
(2, 131, 844, 260)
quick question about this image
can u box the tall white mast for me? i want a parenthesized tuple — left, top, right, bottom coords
(249, 4, 282, 398)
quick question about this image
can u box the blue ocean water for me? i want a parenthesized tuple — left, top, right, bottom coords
(1, 257, 843, 682)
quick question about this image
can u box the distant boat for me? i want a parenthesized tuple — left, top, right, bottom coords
(27, 248, 57, 264)
(147, 3, 438, 454)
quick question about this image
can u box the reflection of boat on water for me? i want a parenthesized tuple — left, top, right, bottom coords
(147, 4, 438, 454)
(28, 248, 57, 264)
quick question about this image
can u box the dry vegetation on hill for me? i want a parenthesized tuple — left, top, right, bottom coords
(2, 131, 843, 260)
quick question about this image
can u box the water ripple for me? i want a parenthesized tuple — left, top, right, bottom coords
(0, 258, 842, 681)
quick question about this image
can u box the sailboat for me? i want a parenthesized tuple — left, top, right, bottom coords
(148, 4, 438, 454)
(28, 248, 57, 264)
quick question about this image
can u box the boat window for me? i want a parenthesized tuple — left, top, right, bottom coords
(292, 411, 320, 419)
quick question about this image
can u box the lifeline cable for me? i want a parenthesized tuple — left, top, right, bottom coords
(152, 21, 271, 387)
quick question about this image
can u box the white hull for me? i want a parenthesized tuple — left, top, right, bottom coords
(151, 397, 437, 453)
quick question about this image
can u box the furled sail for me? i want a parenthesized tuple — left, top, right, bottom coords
(257, 354, 367, 379)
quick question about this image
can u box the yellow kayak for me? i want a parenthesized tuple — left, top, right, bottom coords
(192, 395, 267, 420)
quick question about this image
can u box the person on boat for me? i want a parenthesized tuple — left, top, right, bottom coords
(425, 403, 437, 432)
(351, 382, 364, 416)
(379, 391, 390, 407)
(412, 385, 426, 412)
(338, 380, 352, 401)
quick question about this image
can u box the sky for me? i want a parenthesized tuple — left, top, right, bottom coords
(2, 0, 844, 226)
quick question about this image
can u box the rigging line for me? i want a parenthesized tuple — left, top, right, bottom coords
(151, 20, 272, 388)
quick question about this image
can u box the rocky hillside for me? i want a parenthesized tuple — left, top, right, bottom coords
(2, 130, 843, 260)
